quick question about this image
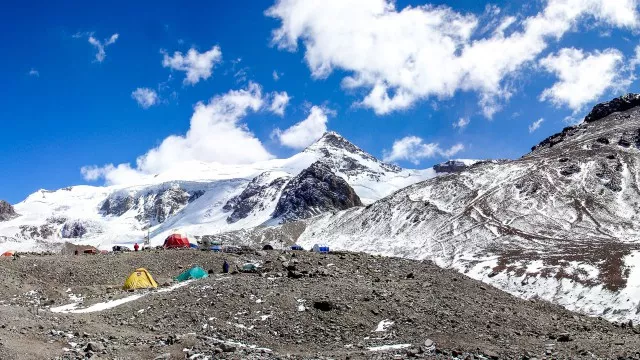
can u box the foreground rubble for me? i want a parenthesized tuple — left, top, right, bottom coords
(1, 250, 640, 359)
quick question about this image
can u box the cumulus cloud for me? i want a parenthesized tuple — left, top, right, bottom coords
(131, 88, 159, 109)
(162, 46, 222, 85)
(539, 48, 630, 112)
(269, 91, 291, 116)
(266, 0, 639, 117)
(82, 82, 274, 185)
(453, 117, 470, 130)
(382, 136, 464, 164)
(273, 105, 329, 149)
(529, 118, 544, 133)
(28, 68, 39, 77)
(87, 33, 119, 62)
(272, 70, 281, 81)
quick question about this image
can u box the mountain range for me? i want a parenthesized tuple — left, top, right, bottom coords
(4, 94, 640, 323)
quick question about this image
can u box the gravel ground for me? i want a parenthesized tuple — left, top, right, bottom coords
(1, 250, 640, 359)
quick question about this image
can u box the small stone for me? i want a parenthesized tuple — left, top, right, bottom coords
(424, 339, 434, 348)
(220, 343, 237, 352)
(153, 354, 171, 360)
(84, 342, 104, 353)
(483, 350, 500, 359)
(557, 333, 572, 342)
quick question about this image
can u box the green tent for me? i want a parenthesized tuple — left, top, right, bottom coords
(175, 266, 209, 282)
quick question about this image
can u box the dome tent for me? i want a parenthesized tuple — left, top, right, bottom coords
(175, 266, 209, 282)
(1, 250, 16, 257)
(123, 268, 158, 290)
(163, 233, 190, 249)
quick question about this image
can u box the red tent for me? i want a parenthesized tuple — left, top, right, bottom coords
(163, 234, 190, 249)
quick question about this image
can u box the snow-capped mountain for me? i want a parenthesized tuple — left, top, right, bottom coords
(298, 94, 640, 323)
(0, 132, 434, 251)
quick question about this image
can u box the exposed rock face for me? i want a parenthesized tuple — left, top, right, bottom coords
(223, 172, 289, 224)
(584, 93, 640, 123)
(61, 220, 88, 238)
(273, 162, 363, 222)
(0, 200, 18, 221)
(100, 184, 204, 226)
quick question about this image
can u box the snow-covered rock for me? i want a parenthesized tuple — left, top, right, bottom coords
(298, 94, 640, 323)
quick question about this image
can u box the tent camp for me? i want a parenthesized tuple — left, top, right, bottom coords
(175, 266, 208, 282)
(1, 250, 16, 257)
(123, 268, 158, 290)
(312, 244, 330, 253)
(291, 244, 304, 251)
(210, 245, 222, 252)
(163, 234, 190, 249)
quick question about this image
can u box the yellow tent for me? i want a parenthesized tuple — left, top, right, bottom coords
(123, 268, 158, 290)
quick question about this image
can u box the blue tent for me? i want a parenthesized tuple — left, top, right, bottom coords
(291, 244, 304, 251)
(312, 244, 330, 253)
(210, 245, 222, 252)
(189, 243, 199, 249)
(175, 266, 208, 282)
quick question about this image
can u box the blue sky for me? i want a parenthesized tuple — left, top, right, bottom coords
(2, 0, 640, 203)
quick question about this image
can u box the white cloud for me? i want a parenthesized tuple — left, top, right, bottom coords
(529, 118, 544, 133)
(28, 69, 39, 77)
(269, 91, 291, 116)
(273, 70, 281, 81)
(266, 0, 639, 117)
(82, 82, 274, 185)
(131, 88, 159, 109)
(88, 33, 119, 63)
(382, 136, 464, 164)
(162, 46, 222, 85)
(453, 117, 470, 130)
(273, 105, 329, 149)
(539, 48, 630, 112)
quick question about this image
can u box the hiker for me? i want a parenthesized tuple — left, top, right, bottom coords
(74, 249, 78, 256)
(223, 260, 229, 274)
(134, 243, 139, 252)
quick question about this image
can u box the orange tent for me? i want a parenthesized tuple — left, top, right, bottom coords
(1, 250, 16, 257)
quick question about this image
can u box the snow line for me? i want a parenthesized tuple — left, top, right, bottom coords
(50, 280, 194, 314)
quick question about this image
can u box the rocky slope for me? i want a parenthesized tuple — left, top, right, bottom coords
(298, 94, 640, 323)
(0, 200, 18, 221)
(2, 250, 640, 359)
(0, 132, 433, 252)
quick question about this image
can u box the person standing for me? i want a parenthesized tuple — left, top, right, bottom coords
(223, 260, 229, 274)
(134, 243, 139, 252)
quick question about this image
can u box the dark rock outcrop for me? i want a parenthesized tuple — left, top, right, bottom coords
(0, 200, 18, 221)
(433, 160, 472, 173)
(584, 93, 640, 123)
(223, 173, 288, 224)
(272, 162, 363, 222)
